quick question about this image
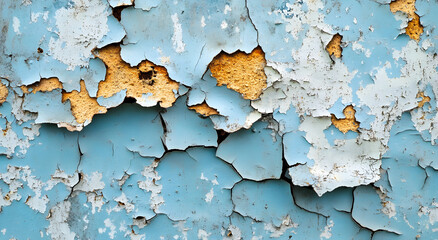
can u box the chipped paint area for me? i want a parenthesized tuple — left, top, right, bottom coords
(1, 0, 438, 238)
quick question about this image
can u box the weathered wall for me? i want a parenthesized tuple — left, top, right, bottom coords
(0, 0, 437, 239)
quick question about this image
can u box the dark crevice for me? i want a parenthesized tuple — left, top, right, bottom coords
(158, 113, 169, 152)
(123, 96, 136, 103)
(112, 5, 130, 21)
(216, 129, 229, 145)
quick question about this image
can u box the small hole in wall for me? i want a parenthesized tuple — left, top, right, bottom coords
(123, 97, 136, 103)
(139, 70, 153, 80)
(139, 70, 156, 86)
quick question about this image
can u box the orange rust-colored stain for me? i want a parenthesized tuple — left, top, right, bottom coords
(62, 80, 107, 124)
(95, 45, 179, 108)
(209, 47, 267, 100)
(20, 77, 63, 94)
(390, 0, 423, 41)
(417, 92, 431, 108)
(326, 33, 343, 58)
(331, 105, 360, 134)
(0, 82, 8, 104)
(189, 103, 219, 116)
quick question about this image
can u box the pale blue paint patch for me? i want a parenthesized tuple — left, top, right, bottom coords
(324, 125, 359, 146)
(154, 147, 241, 237)
(160, 95, 217, 150)
(232, 180, 323, 239)
(217, 121, 282, 181)
(22, 89, 77, 125)
(283, 131, 311, 166)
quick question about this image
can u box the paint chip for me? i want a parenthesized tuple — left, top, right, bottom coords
(209, 47, 267, 100)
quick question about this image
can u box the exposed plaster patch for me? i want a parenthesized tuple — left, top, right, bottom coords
(331, 105, 360, 133)
(416, 92, 430, 108)
(390, 0, 423, 41)
(95, 45, 179, 108)
(209, 47, 267, 100)
(188, 103, 219, 116)
(326, 34, 343, 58)
(62, 80, 107, 124)
(21, 78, 63, 94)
(0, 82, 8, 104)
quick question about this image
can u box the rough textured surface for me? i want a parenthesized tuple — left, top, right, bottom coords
(209, 47, 267, 100)
(188, 103, 219, 117)
(1, 0, 438, 238)
(21, 78, 63, 94)
(0, 82, 8, 104)
(331, 105, 360, 133)
(326, 34, 343, 58)
(62, 80, 107, 124)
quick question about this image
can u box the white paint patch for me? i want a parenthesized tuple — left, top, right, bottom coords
(200, 173, 208, 181)
(113, 192, 135, 213)
(224, 5, 232, 14)
(12, 17, 21, 34)
(224, 225, 242, 240)
(30, 12, 42, 23)
(264, 215, 297, 238)
(320, 220, 334, 239)
(377, 188, 397, 219)
(289, 116, 384, 196)
(221, 20, 228, 29)
(171, 13, 185, 53)
(47, 201, 76, 240)
(253, 29, 355, 117)
(74, 172, 105, 192)
(138, 160, 164, 212)
(48, 0, 109, 70)
(201, 16, 206, 27)
(197, 229, 211, 240)
(205, 188, 214, 203)
(104, 218, 117, 239)
(86, 192, 105, 214)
